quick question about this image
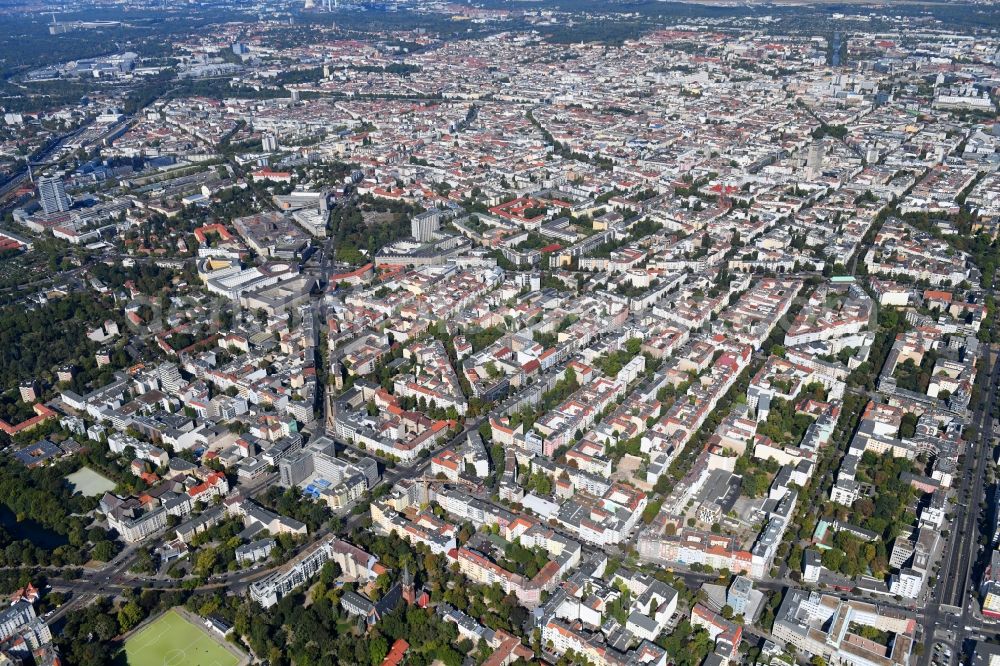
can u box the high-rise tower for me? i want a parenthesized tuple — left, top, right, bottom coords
(37, 174, 71, 215)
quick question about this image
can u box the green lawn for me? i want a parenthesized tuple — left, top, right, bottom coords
(124, 609, 240, 666)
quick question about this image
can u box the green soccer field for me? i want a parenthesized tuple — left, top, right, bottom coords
(124, 609, 241, 666)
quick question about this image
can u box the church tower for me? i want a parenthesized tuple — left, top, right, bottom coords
(401, 564, 415, 606)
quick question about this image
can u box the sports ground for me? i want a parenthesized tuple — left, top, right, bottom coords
(124, 609, 241, 666)
(65, 467, 116, 497)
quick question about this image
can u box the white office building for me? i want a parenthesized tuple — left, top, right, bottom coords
(38, 174, 71, 215)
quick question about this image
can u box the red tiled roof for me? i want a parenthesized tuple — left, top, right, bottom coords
(380, 639, 409, 666)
